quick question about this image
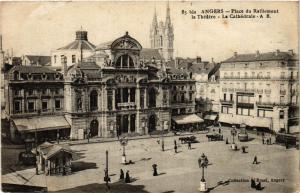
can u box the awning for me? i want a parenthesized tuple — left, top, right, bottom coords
(204, 114, 217, 121)
(13, 116, 70, 133)
(172, 114, 204, 125)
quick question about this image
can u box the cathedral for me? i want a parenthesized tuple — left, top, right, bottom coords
(150, 3, 174, 61)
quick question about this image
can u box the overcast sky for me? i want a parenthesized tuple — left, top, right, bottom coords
(0, 1, 298, 62)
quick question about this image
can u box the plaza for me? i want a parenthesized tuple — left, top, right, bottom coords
(2, 127, 299, 193)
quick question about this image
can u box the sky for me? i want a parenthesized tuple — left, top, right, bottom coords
(0, 1, 298, 62)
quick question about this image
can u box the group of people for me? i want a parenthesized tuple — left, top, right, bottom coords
(262, 136, 272, 145)
(119, 169, 131, 183)
(251, 179, 263, 190)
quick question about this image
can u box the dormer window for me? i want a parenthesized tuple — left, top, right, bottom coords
(115, 54, 134, 68)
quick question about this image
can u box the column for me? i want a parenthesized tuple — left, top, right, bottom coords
(136, 86, 140, 110)
(144, 89, 147, 109)
(128, 88, 131, 103)
(128, 115, 131, 133)
(112, 89, 115, 110)
(120, 88, 123, 103)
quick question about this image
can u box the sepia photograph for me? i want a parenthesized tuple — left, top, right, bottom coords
(0, 1, 299, 193)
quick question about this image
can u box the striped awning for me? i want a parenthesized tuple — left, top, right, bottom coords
(13, 116, 70, 133)
(172, 114, 204, 125)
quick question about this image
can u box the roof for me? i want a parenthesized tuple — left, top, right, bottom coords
(140, 48, 163, 60)
(208, 63, 221, 79)
(12, 116, 70, 132)
(11, 65, 58, 74)
(77, 61, 100, 69)
(58, 40, 96, 50)
(25, 55, 51, 66)
(37, 142, 75, 160)
(95, 41, 114, 50)
(172, 114, 204, 125)
(223, 51, 297, 63)
(167, 68, 189, 76)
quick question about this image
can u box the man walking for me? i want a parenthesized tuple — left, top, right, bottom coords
(252, 156, 258, 164)
(188, 141, 191, 150)
(174, 144, 178, 153)
(119, 169, 124, 180)
(125, 170, 130, 183)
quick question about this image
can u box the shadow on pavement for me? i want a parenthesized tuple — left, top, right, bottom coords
(162, 191, 175, 193)
(207, 180, 230, 192)
(71, 161, 98, 173)
(49, 182, 150, 193)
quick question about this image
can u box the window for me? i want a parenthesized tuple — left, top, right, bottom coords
(181, 86, 184, 90)
(260, 63, 263, 67)
(115, 54, 134, 68)
(181, 94, 185, 102)
(14, 101, 21, 112)
(279, 110, 284, 119)
(107, 90, 113, 110)
(14, 90, 20, 96)
(221, 106, 229, 114)
(280, 72, 285, 79)
(251, 72, 255, 77)
(245, 63, 248, 67)
(258, 95, 262, 103)
(230, 94, 233, 101)
(237, 72, 240, 78)
(223, 93, 226, 101)
(140, 90, 145, 109)
(189, 92, 192, 101)
(72, 55, 76, 63)
(42, 89, 47, 95)
(42, 101, 48, 111)
(28, 89, 34, 96)
(280, 96, 284, 103)
(244, 72, 248, 78)
(267, 72, 270, 78)
(190, 85, 193, 90)
(27, 101, 35, 112)
(54, 89, 60, 95)
(55, 100, 61, 109)
(90, 90, 98, 111)
(54, 55, 57, 63)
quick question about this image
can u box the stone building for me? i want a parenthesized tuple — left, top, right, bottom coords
(5, 66, 69, 142)
(63, 32, 196, 139)
(51, 30, 96, 68)
(218, 50, 299, 133)
(150, 3, 174, 61)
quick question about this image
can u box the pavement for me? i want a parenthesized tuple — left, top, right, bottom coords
(2, 126, 300, 193)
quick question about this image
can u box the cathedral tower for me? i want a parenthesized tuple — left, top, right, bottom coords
(150, 3, 174, 61)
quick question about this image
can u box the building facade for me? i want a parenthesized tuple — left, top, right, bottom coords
(218, 50, 299, 133)
(5, 32, 197, 141)
(150, 3, 174, 61)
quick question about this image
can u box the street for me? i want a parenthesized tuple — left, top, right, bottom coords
(2, 127, 299, 193)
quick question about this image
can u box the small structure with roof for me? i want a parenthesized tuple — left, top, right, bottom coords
(35, 142, 76, 176)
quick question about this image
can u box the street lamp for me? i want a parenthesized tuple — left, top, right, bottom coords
(198, 153, 209, 192)
(231, 126, 237, 150)
(119, 137, 128, 164)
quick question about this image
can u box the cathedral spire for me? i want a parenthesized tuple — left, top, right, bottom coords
(165, 1, 171, 26)
(152, 6, 158, 27)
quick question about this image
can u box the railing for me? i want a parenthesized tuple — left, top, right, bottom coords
(235, 88, 256, 93)
(117, 102, 136, 110)
(220, 99, 234, 104)
(264, 89, 271, 94)
(280, 90, 286, 95)
(256, 101, 290, 107)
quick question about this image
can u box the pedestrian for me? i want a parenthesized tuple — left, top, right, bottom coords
(242, 146, 246, 153)
(152, 164, 158, 176)
(285, 140, 288, 149)
(256, 182, 262, 190)
(174, 139, 177, 146)
(125, 170, 130, 183)
(262, 137, 265, 144)
(174, 144, 177, 153)
(218, 128, 221, 134)
(269, 137, 272, 144)
(119, 169, 124, 180)
(226, 138, 229, 144)
(253, 156, 258, 164)
(251, 178, 256, 188)
(188, 141, 191, 150)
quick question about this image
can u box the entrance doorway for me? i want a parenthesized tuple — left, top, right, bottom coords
(148, 114, 156, 133)
(90, 120, 99, 137)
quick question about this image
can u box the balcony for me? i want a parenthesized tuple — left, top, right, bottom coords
(220, 99, 234, 104)
(280, 90, 286, 95)
(236, 102, 254, 108)
(235, 88, 256, 93)
(256, 101, 289, 107)
(264, 89, 271, 94)
(117, 102, 136, 110)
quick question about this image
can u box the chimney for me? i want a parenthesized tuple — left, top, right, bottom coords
(234, 52, 238, 57)
(211, 58, 214, 63)
(275, 49, 280, 56)
(196, 56, 201, 63)
(288, 49, 294, 56)
(62, 56, 67, 77)
(256, 50, 260, 57)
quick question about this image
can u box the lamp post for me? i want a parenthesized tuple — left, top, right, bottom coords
(104, 150, 110, 192)
(119, 137, 128, 164)
(231, 126, 237, 150)
(161, 123, 164, 151)
(198, 153, 209, 192)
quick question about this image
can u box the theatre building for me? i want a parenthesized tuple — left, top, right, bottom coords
(63, 32, 197, 139)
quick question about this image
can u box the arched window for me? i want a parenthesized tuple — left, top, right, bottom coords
(90, 90, 98, 111)
(115, 54, 134, 68)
